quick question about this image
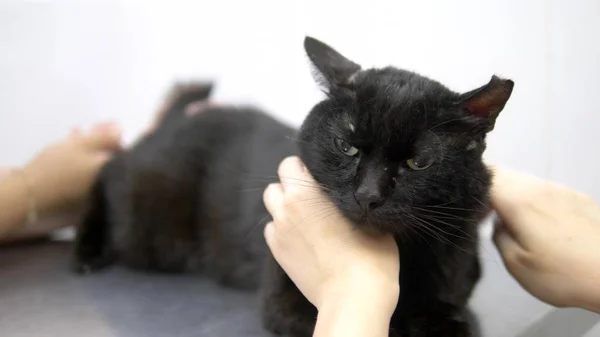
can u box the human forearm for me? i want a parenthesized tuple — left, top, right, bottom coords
(0, 168, 83, 243)
(0, 171, 30, 237)
(314, 281, 398, 337)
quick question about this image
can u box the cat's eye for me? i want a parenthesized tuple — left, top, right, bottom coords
(406, 157, 434, 171)
(334, 138, 359, 156)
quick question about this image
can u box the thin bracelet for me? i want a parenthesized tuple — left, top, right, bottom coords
(11, 168, 38, 226)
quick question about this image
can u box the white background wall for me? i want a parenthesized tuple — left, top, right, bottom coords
(1, 1, 599, 336)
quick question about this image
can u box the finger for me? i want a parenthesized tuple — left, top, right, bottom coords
(84, 122, 122, 151)
(263, 183, 285, 221)
(70, 127, 82, 137)
(93, 121, 117, 132)
(493, 220, 524, 265)
(277, 156, 322, 199)
(277, 156, 305, 190)
(488, 165, 519, 211)
(264, 221, 276, 251)
(488, 166, 540, 240)
(264, 222, 289, 271)
(92, 151, 114, 166)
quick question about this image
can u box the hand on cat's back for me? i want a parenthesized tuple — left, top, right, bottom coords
(263, 156, 400, 334)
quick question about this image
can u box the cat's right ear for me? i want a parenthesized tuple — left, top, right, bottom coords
(459, 75, 514, 131)
(304, 36, 362, 90)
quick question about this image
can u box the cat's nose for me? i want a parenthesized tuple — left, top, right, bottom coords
(354, 186, 385, 210)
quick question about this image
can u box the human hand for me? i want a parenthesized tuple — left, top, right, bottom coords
(24, 122, 121, 214)
(490, 165, 600, 312)
(262, 156, 400, 311)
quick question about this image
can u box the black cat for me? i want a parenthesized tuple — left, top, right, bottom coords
(74, 36, 514, 337)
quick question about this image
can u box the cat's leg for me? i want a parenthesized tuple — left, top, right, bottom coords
(396, 304, 475, 337)
(72, 179, 115, 274)
(119, 165, 200, 273)
(261, 257, 317, 337)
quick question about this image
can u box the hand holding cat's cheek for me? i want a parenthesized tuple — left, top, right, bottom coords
(263, 156, 400, 310)
(275, 157, 351, 240)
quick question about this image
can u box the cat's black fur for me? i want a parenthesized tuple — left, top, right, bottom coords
(74, 37, 514, 337)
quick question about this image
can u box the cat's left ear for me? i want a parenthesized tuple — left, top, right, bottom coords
(459, 75, 514, 130)
(304, 36, 362, 90)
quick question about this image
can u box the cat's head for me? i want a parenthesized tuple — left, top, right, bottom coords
(297, 36, 514, 234)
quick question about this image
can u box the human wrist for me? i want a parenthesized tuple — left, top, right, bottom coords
(22, 161, 62, 214)
(0, 171, 30, 236)
(576, 291, 600, 314)
(571, 255, 600, 313)
(316, 282, 398, 337)
(320, 267, 399, 313)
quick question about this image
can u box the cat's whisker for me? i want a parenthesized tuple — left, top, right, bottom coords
(279, 179, 333, 192)
(471, 196, 488, 208)
(427, 197, 468, 208)
(415, 214, 476, 243)
(243, 175, 334, 192)
(422, 204, 481, 212)
(412, 211, 470, 224)
(412, 206, 477, 222)
(404, 219, 438, 255)
(238, 187, 269, 193)
(239, 181, 325, 192)
(407, 214, 477, 256)
(238, 177, 330, 190)
(418, 214, 497, 261)
(405, 215, 444, 254)
(243, 214, 273, 243)
(393, 218, 416, 248)
(285, 135, 311, 145)
(283, 207, 339, 237)
(411, 216, 470, 245)
(281, 199, 339, 212)
(244, 199, 337, 241)
(232, 170, 323, 185)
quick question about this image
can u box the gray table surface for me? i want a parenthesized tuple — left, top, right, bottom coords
(0, 233, 598, 337)
(0, 241, 269, 337)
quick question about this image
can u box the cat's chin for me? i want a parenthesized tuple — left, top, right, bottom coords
(364, 217, 407, 235)
(340, 210, 406, 235)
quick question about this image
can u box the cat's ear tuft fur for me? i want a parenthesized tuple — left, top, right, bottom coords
(459, 75, 514, 130)
(304, 36, 362, 90)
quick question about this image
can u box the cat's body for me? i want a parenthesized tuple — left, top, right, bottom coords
(76, 101, 296, 289)
(75, 37, 514, 337)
